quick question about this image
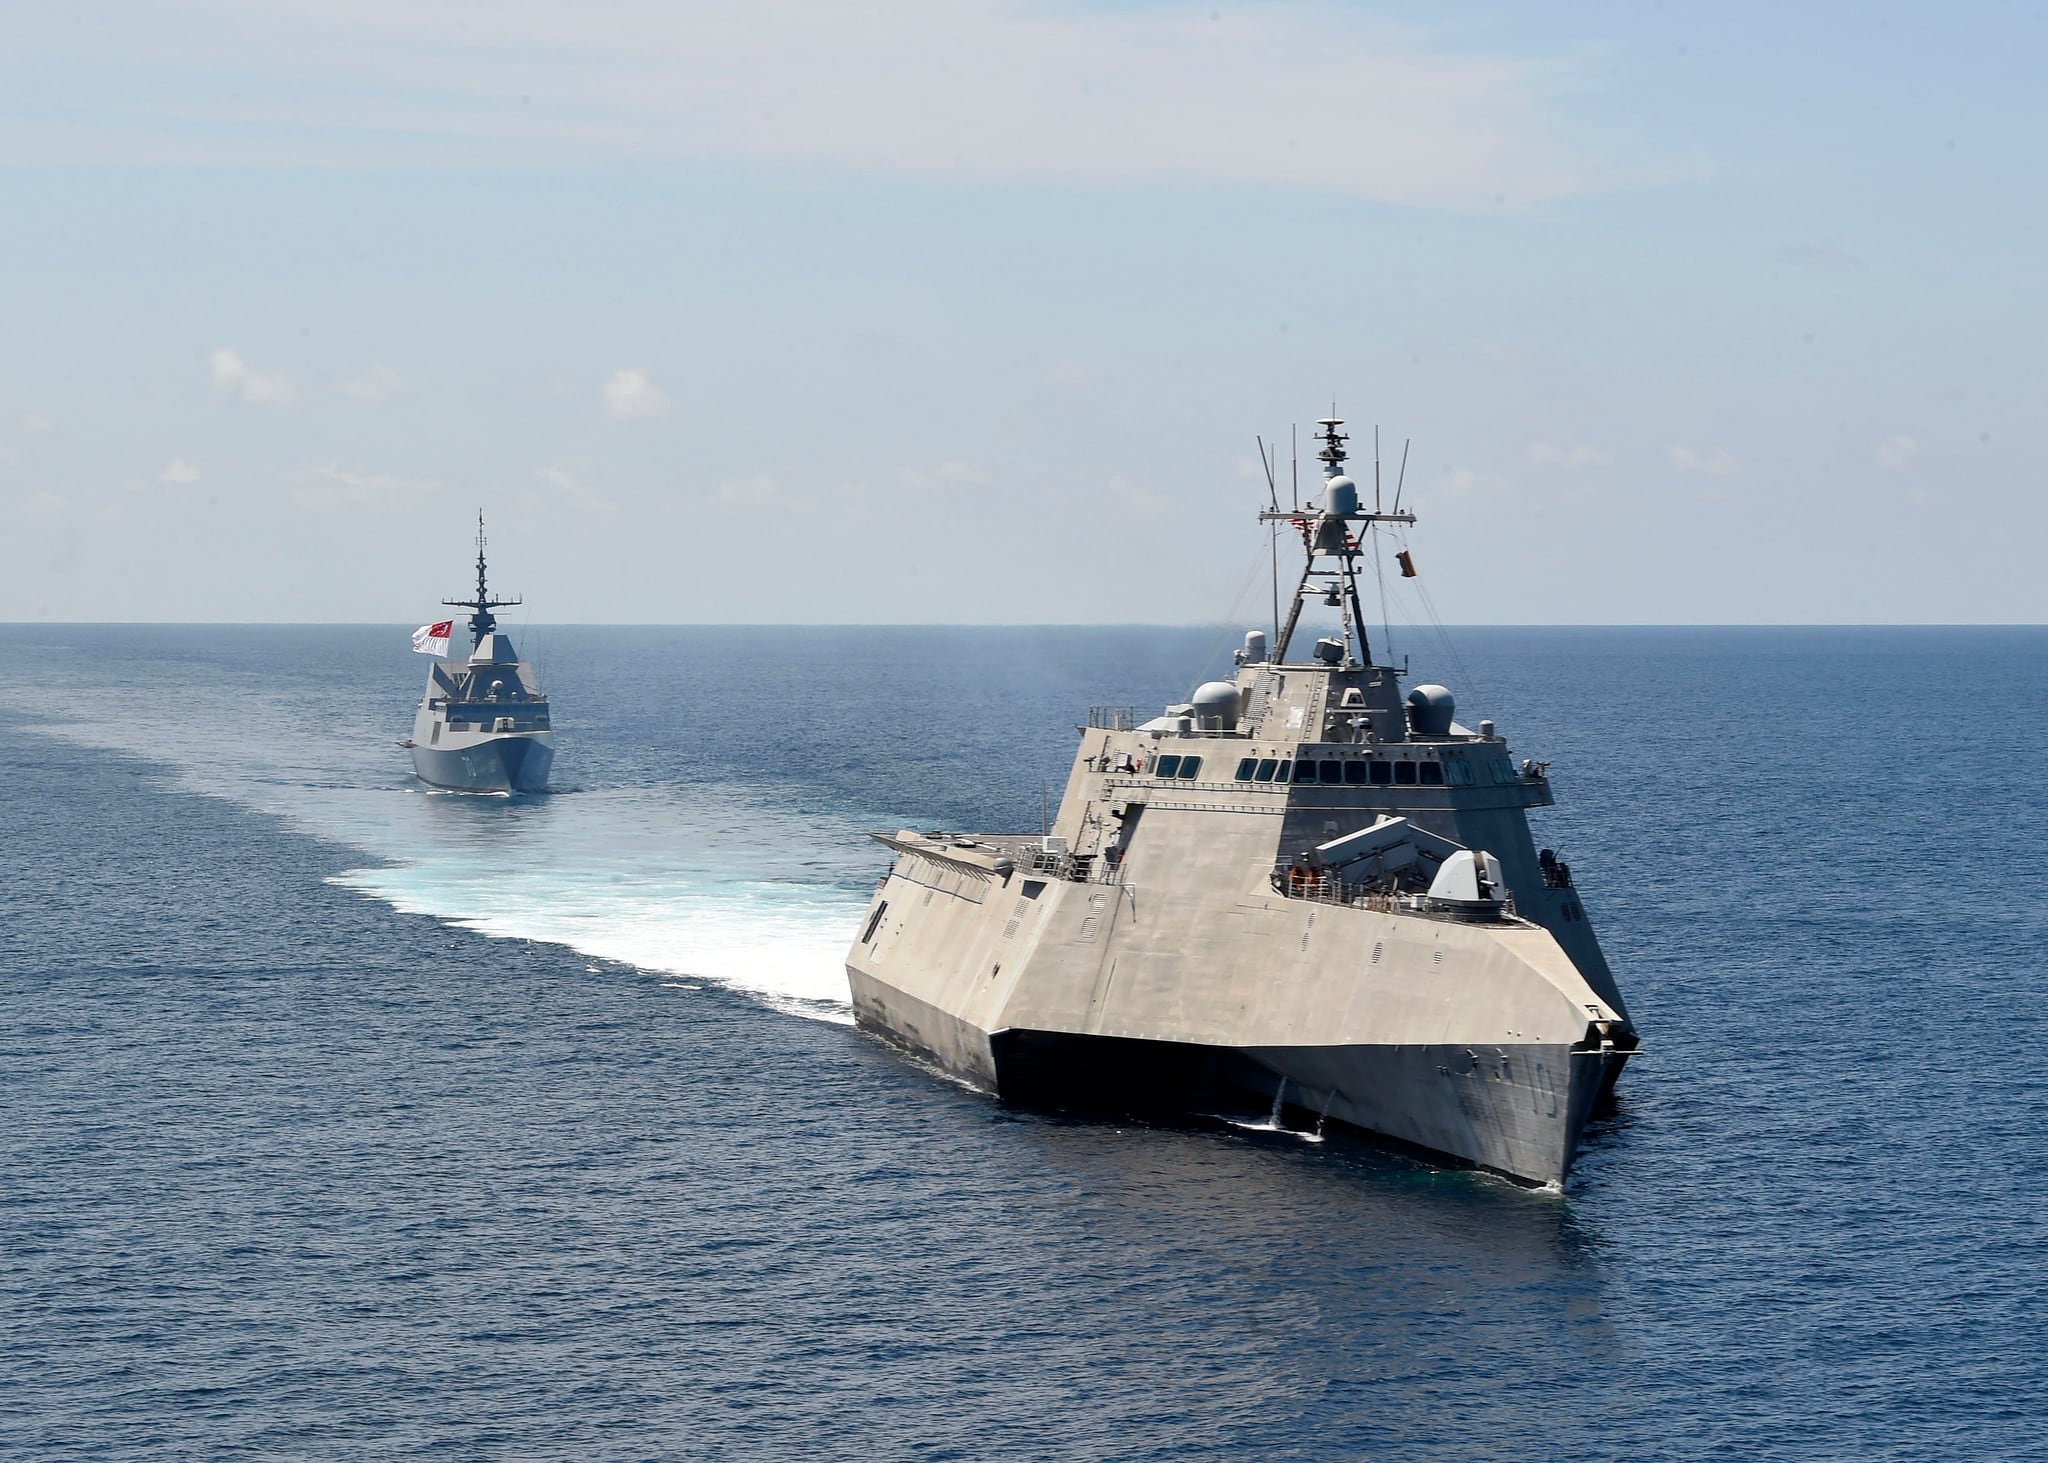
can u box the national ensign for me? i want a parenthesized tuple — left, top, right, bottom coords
(411, 620, 454, 657)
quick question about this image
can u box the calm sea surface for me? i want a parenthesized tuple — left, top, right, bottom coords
(2, 624, 2042, 1459)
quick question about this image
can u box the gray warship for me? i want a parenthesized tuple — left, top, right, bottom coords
(846, 417, 1637, 1185)
(403, 515, 554, 794)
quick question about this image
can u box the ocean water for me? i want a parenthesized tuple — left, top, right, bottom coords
(2, 623, 2042, 1459)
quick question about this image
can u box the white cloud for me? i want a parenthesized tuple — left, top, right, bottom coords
(339, 363, 404, 402)
(24, 489, 67, 517)
(17, 2, 1679, 209)
(1102, 473, 1169, 522)
(1045, 359, 1095, 386)
(19, 413, 55, 435)
(1439, 466, 1512, 497)
(601, 368, 671, 420)
(1527, 441, 1613, 468)
(1874, 434, 1917, 469)
(160, 458, 202, 484)
(287, 462, 439, 511)
(1666, 445, 1738, 475)
(539, 465, 615, 515)
(1778, 239, 1863, 276)
(1235, 453, 1275, 487)
(715, 473, 779, 506)
(713, 472, 869, 515)
(210, 347, 294, 404)
(901, 460, 991, 491)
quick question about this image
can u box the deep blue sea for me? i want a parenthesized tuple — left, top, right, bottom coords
(2, 624, 2043, 1460)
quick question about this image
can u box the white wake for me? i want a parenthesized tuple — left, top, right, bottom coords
(7, 679, 869, 1021)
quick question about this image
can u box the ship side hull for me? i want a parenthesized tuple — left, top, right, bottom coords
(1239, 1041, 1620, 1185)
(846, 966, 1002, 1090)
(848, 983, 1617, 1186)
(410, 732, 553, 793)
(846, 830, 1630, 1186)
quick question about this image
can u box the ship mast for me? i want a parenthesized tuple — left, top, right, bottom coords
(442, 510, 522, 649)
(1258, 417, 1414, 667)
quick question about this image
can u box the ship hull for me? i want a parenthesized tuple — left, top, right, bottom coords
(849, 972, 1616, 1186)
(410, 732, 553, 793)
(1240, 1040, 1618, 1185)
(845, 824, 1633, 1187)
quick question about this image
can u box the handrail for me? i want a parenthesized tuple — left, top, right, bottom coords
(1269, 865, 1521, 922)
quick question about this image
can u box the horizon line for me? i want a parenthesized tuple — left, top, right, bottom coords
(5, 621, 2047, 632)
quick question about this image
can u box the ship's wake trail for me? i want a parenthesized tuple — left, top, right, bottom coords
(7, 685, 869, 1023)
(329, 799, 864, 1023)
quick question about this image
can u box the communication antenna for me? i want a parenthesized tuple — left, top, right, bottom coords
(1258, 413, 1414, 668)
(1374, 426, 1382, 511)
(1256, 434, 1280, 506)
(1290, 424, 1299, 510)
(442, 508, 522, 649)
(1257, 434, 1282, 645)
(1390, 439, 1411, 514)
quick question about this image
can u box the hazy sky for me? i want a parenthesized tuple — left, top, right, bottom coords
(2, 3, 2041, 624)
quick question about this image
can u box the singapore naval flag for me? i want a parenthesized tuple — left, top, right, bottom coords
(412, 620, 454, 657)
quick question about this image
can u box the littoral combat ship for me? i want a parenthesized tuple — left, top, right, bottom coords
(847, 417, 1637, 1186)
(403, 514, 554, 793)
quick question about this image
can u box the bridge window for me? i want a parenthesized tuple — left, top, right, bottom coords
(1176, 756, 1202, 780)
(1344, 761, 1369, 785)
(1394, 761, 1418, 785)
(1254, 758, 1278, 782)
(1419, 762, 1444, 786)
(1275, 760, 1293, 783)
(1369, 760, 1392, 785)
(1292, 760, 1317, 784)
(1153, 754, 1181, 778)
(1319, 759, 1343, 784)
(1235, 757, 1258, 781)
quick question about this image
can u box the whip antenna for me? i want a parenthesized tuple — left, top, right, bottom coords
(1255, 435, 1279, 507)
(1257, 435, 1282, 643)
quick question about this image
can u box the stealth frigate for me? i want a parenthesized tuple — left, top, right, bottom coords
(404, 514, 554, 793)
(845, 416, 1637, 1185)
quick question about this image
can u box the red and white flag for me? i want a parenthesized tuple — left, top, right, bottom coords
(412, 619, 454, 657)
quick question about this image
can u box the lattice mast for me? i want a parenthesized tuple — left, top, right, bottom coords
(442, 510, 522, 649)
(1258, 417, 1414, 667)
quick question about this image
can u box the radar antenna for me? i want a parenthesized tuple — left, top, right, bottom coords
(1258, 414, 1416, 667)
(442, 509, 522, 649)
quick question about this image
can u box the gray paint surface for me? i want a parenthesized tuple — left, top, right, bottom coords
(845, 419, 1637, 1185)
(407, 631, 555, 793)
(405, 520, 555, 794)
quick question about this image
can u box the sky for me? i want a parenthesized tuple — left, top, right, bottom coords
(1, 1, 2042, 625)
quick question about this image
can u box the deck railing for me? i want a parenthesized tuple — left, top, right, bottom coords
(1269, 865, 1518, 921)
